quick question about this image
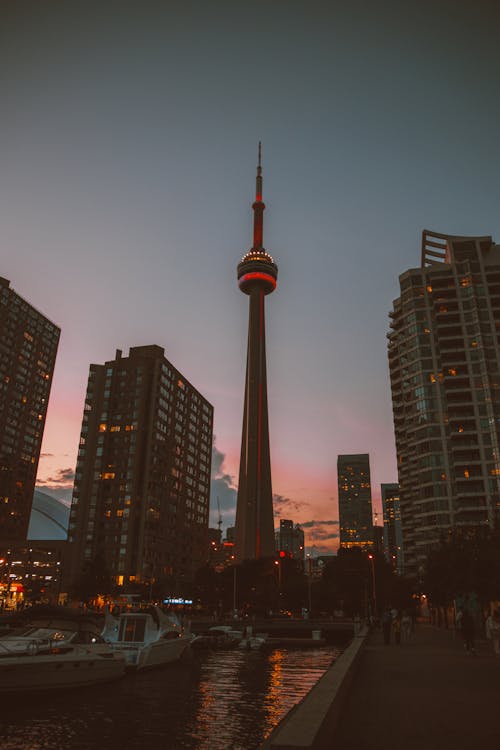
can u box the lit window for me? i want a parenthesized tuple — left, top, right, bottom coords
(99, 423, 107, 432)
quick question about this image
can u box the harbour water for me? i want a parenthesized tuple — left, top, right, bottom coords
(0, 644, 343, 750)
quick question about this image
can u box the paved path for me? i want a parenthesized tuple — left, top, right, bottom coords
(333, 623, 500, 750)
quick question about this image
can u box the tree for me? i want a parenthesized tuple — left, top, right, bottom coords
(423, 526, 500, 611)
(71, 552, 114, 601)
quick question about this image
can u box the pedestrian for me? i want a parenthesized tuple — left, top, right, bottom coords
(393, 612, 401, 645)
(401, 610, 412, 641)
(460, 608, 476, 655)
(382, 608, 392, 645)
(485, 609, 500, 656)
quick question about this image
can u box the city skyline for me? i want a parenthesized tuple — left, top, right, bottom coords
(2, 2, 500, 553)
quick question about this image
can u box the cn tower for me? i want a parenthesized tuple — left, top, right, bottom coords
(235, 145, 278, 561)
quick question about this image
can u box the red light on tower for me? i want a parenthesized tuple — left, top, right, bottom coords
(279, 550, 286, 558)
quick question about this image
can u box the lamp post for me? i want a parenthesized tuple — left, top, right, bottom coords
(306, 554, 312, 615)
(232, 564, 237, 617)
(367, 553, 377, 617)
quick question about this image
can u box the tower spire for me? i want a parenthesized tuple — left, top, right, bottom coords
(253, 142, 264, 249)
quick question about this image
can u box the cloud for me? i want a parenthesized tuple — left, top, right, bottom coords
(297, 519, 340, 554)
(40, 452, 54, 458)
(210, 440, 237, 530)
(37, 467, 75, 488)
(299, 520, 339, 528)
(273, 494, 308, 517)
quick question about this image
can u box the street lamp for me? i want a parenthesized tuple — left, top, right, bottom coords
(232, 564, 237, 617)
(306, 553, 312, 615)
(367, 553, 377, 616)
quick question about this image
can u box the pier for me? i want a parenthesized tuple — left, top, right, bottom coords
(262, 623, 500, 749)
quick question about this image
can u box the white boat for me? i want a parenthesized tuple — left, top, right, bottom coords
(102, 605, 192, 670)
(0, 609, 126, 693)
(238, 630, 269, 650)
(191, 625, 243, 649)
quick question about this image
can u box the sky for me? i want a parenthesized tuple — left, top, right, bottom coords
(2, 1, 500, 553)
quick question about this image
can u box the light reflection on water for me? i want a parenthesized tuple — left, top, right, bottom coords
(0, 645, 343, 750)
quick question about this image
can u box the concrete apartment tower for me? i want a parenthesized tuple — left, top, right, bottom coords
(388, 230, 500, 576)
(0, 277, 60, 545)
(235, 145, 278, 561)
(337, 454, 374, 550)
(66, 345, 213, 592)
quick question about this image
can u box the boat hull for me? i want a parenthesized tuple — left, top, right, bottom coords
(0, 651, 126, 693)
(114, 635, 192, 670)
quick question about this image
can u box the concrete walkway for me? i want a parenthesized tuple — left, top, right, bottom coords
(333, 623, 500, 750)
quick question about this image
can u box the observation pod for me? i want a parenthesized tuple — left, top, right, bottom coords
(237, 250, 278, 295)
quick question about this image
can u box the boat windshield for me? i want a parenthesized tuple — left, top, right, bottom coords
(19, 628, 75, 642)
(118, 616, 146, 643)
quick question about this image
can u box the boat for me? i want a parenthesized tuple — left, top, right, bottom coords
(191, 625, 243, 649)
(102, 605, 192, 670)
(238, 631, 269, 650)
(0, 607, 126, 693)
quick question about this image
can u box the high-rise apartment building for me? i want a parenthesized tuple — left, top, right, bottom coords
(66, 345, 213, 592)
(0, 277, 60, 545)
(381, 483, 403, 574)
(337, 454, 374, 549)
(388, 230, 500, 576)
(275, 519, 305, 560)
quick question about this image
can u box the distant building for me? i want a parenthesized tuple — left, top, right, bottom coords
(381, 483, 403, 574)
(0, 277, 60, 546)
(337, 454, 374, 550)
(0, 540, 66, 610)
(388, 231, 500, 575)
(275, 519, 305, 560)
(65, 345, 213, 594)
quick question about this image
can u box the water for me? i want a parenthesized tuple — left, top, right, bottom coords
(0, 645, 343, 750)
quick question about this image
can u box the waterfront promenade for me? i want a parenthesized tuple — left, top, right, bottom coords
(335, 623, 500, 749)
(264, 623, 499, 749)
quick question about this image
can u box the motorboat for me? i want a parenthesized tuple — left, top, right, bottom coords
(102, 605, 192, 670)
(0, 608, 126, 693)
(191, 625, 243, 649)
(238, 628, 269, 651)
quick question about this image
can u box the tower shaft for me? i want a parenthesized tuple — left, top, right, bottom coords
(235, 288, 275, 560)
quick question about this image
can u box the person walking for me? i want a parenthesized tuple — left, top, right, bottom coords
(460, 608, 476, 655)
(401, 610, 412, 641)
(485, 609, 500, 656)
(382, 608, 392, 645)
(393, 611, 402, 645)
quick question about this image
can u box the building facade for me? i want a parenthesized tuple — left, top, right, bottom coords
(275, 519, 305, 561)
(66, 345, 213, 593)
(337, 454, 374, 550)
(381, 483, 403, 574)
(0, 277, 60, 545)
(235, 146, 278, 561)
(388, 230, 500, 576)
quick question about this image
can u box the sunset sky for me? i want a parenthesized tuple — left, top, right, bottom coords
(2, 1, 500, 553)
